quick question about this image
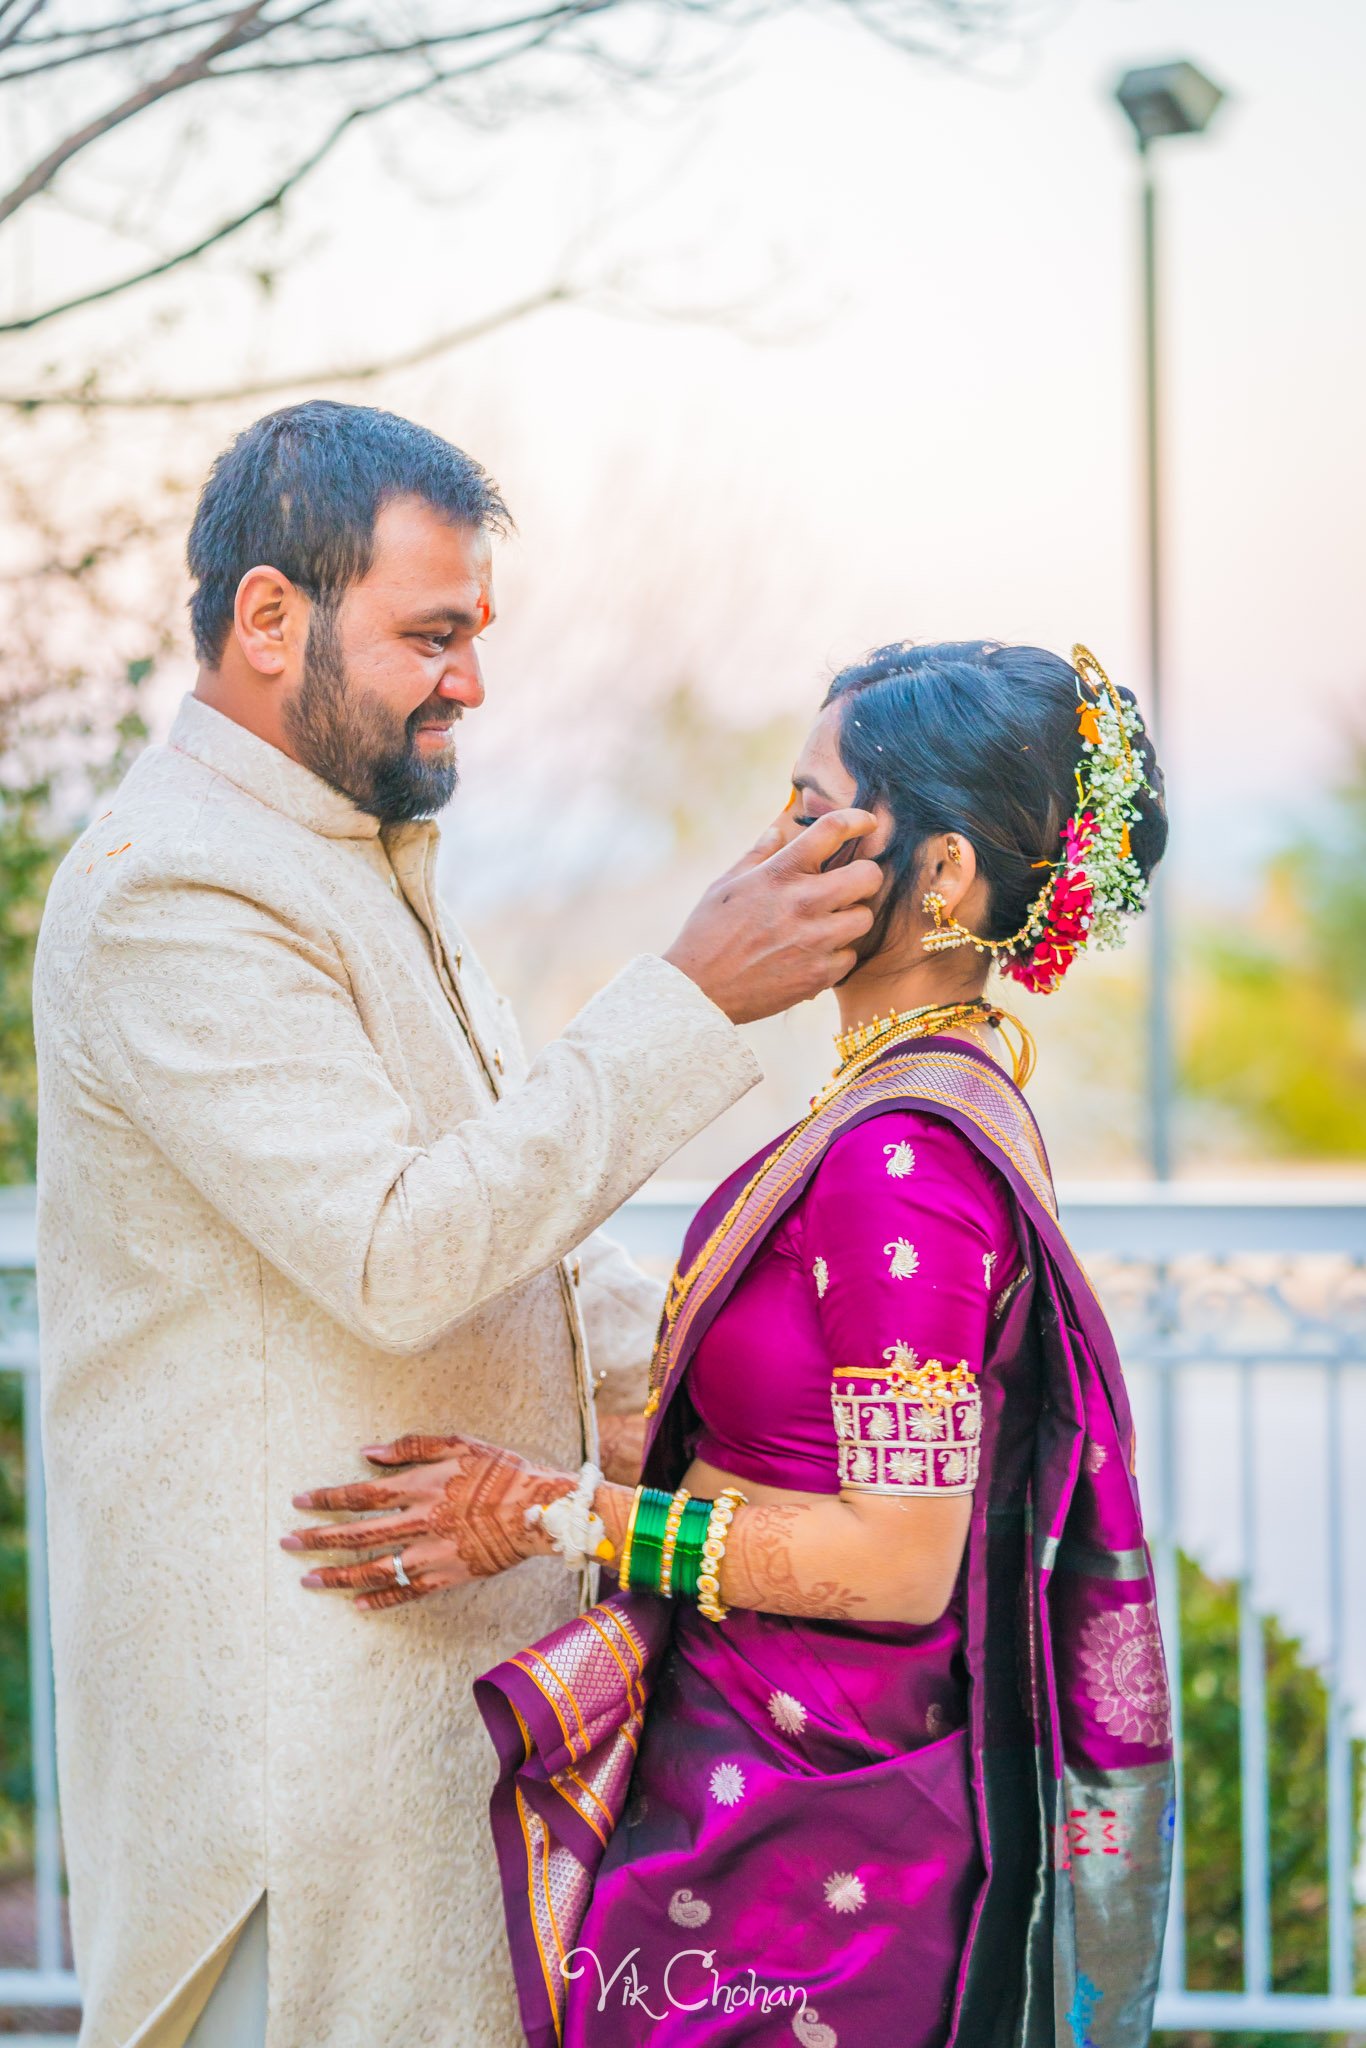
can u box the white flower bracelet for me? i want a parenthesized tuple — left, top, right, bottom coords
(524, 1461, 611, 1570)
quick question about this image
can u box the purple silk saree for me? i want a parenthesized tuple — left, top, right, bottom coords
(476, 1042, 1173, 2048)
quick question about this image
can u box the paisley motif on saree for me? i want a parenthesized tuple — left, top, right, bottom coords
(478, 1041, 1173, 2048)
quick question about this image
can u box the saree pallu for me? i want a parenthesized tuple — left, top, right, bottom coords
(477, 1042, 1174, 2048)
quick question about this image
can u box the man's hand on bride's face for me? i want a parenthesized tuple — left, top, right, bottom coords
(662, 805, 880, 1027)
(281, 1431, 572, 1610)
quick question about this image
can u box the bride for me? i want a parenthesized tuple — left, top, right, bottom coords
(287, 639, 1174, 2048)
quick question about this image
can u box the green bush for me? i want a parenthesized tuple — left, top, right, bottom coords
(1185, 737, 1366, 1158)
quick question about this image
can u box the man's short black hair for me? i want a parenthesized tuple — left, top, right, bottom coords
(186, 400, 511, 664)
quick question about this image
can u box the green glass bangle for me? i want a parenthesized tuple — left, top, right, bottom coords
(670, 1497, 705, 1591)
(672, 1525, 698, 1600)
(629, 1487, 672, 1538)
(632, 1539, 666, 1596)
(632, 1490, 673, 1547)
(672, 1497, 713, 1601)
(622, 1490, 663, 1564)
(626, 1488, 672, 1595)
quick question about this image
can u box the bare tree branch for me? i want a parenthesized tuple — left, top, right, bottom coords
(0, 0, 1036, 377)
(4, 78, 393, 331)
(14, 0, 258, 45)
(0, 1, 639, 333)
(0, 6, 241, 80)
(0, 0, 47, 53)
(214, 0, 615, 76)
(0, 281, 570, 408)
(0, 0, 313, 229)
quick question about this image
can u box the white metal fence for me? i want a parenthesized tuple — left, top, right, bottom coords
(3, 1181, 1365, 2036)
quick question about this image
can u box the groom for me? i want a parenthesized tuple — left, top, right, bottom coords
(33, 400, 878, 2048)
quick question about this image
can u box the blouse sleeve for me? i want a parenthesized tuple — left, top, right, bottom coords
(801, 1113, 1008, 1497)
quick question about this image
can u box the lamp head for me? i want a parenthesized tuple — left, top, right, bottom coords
(1115, 61, 1225, 147)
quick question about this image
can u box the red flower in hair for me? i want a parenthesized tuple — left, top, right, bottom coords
(1000, 813, 1096, 993)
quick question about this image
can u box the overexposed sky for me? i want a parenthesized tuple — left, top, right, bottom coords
(7, 0, 1365, 906)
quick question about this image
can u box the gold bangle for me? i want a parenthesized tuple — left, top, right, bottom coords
(696, 1487, 747, 1622)
(657, 1486, 691, 1599)
(618, 1484, 646, 1592)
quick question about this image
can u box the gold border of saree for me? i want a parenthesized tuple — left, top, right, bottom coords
(509, 1600, 653, 2043)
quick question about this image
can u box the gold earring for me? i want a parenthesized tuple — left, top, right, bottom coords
(946, 836, 962, 865)
(921, 890, 978, 955)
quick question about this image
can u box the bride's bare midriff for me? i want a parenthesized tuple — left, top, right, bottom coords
(680, 1456, 829, 1508)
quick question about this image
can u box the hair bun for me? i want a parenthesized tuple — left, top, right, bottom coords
(822, 639, 1168, 993)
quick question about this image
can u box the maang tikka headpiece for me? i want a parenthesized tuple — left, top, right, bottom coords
(921, 643, 1156, 994)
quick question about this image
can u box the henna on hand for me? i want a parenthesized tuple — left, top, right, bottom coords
(285, 1432, 577, 1606)
(361, 1433, 468, 1465)
(426, 1441, 563, 1578)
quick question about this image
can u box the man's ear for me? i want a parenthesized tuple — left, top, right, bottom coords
(233, 565, 305, 680)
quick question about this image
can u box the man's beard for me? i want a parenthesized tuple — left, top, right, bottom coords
(283, 603, 461, 825)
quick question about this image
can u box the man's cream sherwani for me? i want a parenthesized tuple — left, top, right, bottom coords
(33, 697, 759, 2048)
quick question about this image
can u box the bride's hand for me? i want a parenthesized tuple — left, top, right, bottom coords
(282, 1431, 573, 1610)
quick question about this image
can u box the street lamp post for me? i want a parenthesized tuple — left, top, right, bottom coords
(1114, 62, 1224, 1182)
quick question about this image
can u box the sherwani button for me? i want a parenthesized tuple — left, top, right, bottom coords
(493, 1045, 504, 1073)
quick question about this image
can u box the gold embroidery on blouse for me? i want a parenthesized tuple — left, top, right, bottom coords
(840, 1349, 976, 1406)
(831, 1354, 981, 1495)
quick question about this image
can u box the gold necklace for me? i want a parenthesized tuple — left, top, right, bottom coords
(833, 997, 1037, 1091)
(832, 998, 994, 1073)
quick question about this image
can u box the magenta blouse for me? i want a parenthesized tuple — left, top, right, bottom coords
(687, 1109, 1026, 1498)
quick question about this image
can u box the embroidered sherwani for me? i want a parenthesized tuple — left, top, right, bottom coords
(32, 696, 760, 2048)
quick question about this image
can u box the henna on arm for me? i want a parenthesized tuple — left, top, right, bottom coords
(591, 1485, 964, 1625)
(718, 1502, 868, 1621)
(587, 1490, 870, 1621)
(287, 1436, 964, 1625)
